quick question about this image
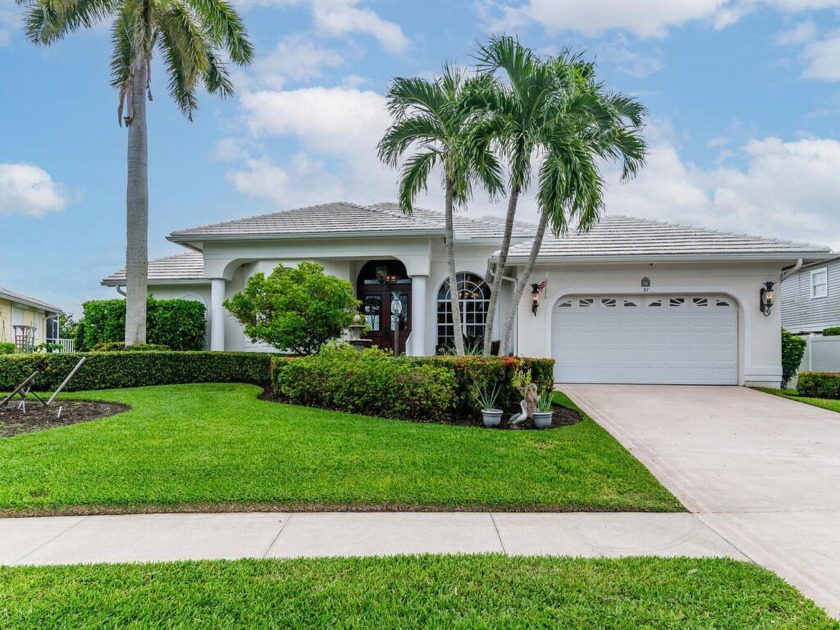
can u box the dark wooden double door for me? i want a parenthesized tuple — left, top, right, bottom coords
(360, 280, 412, 355)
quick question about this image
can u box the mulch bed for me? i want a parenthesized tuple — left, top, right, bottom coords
(0, 400, 129, 438)
(259, 389, 581, 430)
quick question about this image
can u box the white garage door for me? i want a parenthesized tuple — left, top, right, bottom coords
(551, 295, 738, 385)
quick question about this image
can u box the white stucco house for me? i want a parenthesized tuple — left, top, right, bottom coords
(102, 202, 833, 387)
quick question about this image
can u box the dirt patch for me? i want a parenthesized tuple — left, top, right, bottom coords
(259, 389, 582, 430)
(0, 400, 129, 437)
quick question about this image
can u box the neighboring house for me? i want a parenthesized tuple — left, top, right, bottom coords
(781, 256, 840, 334)
(102, 202, 833, 387)
(0, 286, 62, 351)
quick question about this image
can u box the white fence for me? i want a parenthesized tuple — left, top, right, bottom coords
(46, 338, 75, 353)
(799, 335, 840, 373)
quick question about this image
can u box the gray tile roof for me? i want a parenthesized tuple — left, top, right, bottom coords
(0, 286, 62, 312)
(168, 201, 537, 241)
(501, 215, 834, 261)
(101, 252, 204, 286)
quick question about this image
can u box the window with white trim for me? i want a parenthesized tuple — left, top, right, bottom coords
(436, 273, 491, 348)
(811, 268, 828, 299)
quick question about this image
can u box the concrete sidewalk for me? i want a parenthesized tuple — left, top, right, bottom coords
(0, 512, 744, 566)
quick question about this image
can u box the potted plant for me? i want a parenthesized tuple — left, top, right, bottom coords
(532, 385, 554, 429)
(473, 382, 503, 427)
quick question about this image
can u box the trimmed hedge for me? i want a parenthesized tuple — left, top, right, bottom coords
(0, 352, 273, 392)
(822, 327, 840, 337)
(272, 345, 555, 420)
(91, 342, 170, 352)
(81, 297, 205, 351)
(0, 342, 15, 355)
(275, 347, 457, 421)
(797, 372, 840, 399)
(782, 329, 807, 386)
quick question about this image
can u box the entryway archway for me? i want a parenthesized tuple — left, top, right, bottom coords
(357, 260, 412, 355)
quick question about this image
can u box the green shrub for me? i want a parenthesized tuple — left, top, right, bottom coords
(224, 262, 358, 355)
(275, 344, 457, 421)
(91, 342, 170, 352)
(81, 297, 205, 351)
(272, 345, 555, 420)
(782, 329, 807, 386)
(821, 327, 840, 337)
(0, 352, 273, 392)
(74, 319, 87, 352)
(0, 342, 16, 355)
(797, 372, 840, 399)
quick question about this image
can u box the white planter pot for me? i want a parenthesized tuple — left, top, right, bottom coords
(532, 411, 553, 429)
(481, 409, 503, 427)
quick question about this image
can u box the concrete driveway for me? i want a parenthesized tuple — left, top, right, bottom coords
(563, 384, 840, 618)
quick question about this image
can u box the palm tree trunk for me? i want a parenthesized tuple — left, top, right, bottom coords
(124, 55, 149, 346)
(482, 186, 519, 356)
(444, 177, 465, 355)
(501, 210, 548, 355)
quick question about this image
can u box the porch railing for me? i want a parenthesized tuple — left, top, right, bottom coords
(46, 338, 75, 353)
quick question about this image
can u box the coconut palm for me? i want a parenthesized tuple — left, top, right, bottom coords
(17, 0, 253, 345)
(497, 55, 648, 353)
(378, 65, 503, 355)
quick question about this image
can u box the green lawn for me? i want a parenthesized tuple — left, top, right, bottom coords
(0, 383, 681, 515)
(757, 388, 840, 413)
(1, 555, 834, 629)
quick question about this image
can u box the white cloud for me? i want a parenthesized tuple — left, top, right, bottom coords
(487, 0, 840, 39)
(241, 86, 390, 155)
(800, 30, 840, 80)
(777, 20, 817, 44)
(312, 0, 408, 54)
(0, 163, 68, 217)
(605, 133, 840, 249)
(252, 34, 345, 88)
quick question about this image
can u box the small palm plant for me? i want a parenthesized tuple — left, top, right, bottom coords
(472, 381, 503, 427)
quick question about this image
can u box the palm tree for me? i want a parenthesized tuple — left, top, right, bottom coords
(474, 35, 559, 356)
(497, 55, 648, 353)
(378, 65, 503, 355)
(17, 0, 253, 345)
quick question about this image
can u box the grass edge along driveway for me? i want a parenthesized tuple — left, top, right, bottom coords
(0, 383, 681, 515)
(755, 387, 840, 414)
(1, 555, 836, 629)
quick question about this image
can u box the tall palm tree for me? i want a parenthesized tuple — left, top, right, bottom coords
(474, 35, 558, 356)
(498, 56, 648, 353)
(17, 0, 253, 345)
(378, 65, 503, 355)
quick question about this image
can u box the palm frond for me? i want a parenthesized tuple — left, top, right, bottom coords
(397, 151, 439, 214)
(183, 0, 253, 64)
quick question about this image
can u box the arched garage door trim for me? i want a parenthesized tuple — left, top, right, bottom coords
(545, 287, 747, 385)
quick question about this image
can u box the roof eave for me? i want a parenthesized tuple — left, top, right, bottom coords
(101, 278, 207, 287)
(0, 292, 62, 313)
(167, 228, 447, 244)
(499, 252, 835, 265)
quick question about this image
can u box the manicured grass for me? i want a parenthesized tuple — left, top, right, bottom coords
(757, 388, 840, 413)
(0, 383, 681, 514)
(1, 555, 835, 629)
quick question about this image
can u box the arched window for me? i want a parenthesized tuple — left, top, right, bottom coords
(437, 273, 491, 349)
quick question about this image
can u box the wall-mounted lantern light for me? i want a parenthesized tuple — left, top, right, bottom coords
(641, 277, 651, 292)
(759, 281, 775, 316)
(375, 265, 388, 284)
(531, 283, 541, 316)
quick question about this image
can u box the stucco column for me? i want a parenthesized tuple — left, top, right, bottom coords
(210, 278, 226, 351)
(410, 275, 428, 356)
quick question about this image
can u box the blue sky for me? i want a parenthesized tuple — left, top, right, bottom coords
(1, 0, 839, 316)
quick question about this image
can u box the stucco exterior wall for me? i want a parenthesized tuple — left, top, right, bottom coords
(514, 261, 785, 387)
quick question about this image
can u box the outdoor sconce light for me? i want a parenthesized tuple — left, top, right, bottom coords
(641, 277, 651, 292)
(375, 265, 388, 284)
(531, 283, 541, 316)
(759, 281, 775, 317)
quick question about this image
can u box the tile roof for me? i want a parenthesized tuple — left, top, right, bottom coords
(501, 215, 834, 261)
(0, 286, 62, 312)
(101, 252, 204, 286)
(168, 201, 537, 241)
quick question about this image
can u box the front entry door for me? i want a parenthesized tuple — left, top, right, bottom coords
(360, 282, 412, 355)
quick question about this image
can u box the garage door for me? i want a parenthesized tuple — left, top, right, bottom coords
(551, 295, 738, 385)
